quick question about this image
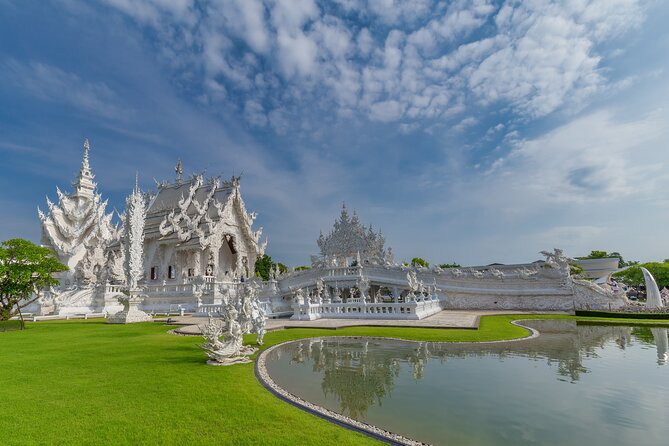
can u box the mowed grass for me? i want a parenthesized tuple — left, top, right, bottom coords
(1, 313, 668, 445)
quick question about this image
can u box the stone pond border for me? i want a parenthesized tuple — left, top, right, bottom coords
(254, 319, 540, 446)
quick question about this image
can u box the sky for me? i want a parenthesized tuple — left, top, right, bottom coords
(1, 0, 668, 267)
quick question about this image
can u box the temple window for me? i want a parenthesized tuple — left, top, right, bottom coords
(150, 267, 158, 280)
(168, 265, 175, 279)
(187, 268, 194, 277)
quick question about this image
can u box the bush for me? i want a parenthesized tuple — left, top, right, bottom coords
(613, 262, 669, 288)
(575, 310, 669, 320)
(0, 320, 23, 332)
(411, 257, 429, 268)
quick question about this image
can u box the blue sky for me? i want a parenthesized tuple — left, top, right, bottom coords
(1, 0, 668, 266)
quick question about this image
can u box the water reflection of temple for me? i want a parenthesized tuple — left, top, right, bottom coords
(268, 321, 669, 418)
(284, 338, 430, 418)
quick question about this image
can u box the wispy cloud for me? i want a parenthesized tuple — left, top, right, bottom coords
(1, 59, 130, 120)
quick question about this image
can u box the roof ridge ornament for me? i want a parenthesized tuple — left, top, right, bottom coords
(175, 158, 183, 183)
(72, 137, 96, 198)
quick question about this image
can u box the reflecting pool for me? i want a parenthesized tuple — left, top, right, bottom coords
(264, 320, 669, 445)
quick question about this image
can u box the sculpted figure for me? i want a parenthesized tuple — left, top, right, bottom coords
(518, 267, 538, 280)
(357, 275, 370, 302)
(489, 268, 505, 280)
(250, 298, 267, 346)
(540, 248, 571, 275)
(406, 271, 420, 301)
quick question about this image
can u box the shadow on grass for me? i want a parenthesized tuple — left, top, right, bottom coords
(0, 320, 23, 332)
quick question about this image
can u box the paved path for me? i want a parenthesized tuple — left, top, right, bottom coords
(166, 310, 565, 335)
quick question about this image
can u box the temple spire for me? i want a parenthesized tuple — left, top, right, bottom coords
(175, 158, 183, 183)
(72, 138, 96, 198)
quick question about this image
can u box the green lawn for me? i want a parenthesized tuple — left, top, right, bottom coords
(0, 314, 667, 445)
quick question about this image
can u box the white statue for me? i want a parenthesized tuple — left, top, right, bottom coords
(641, 267, 663, 309)
(489, 268, 505, 280)
(241, 283, 266, 345)
(200, 308, 245, 365)
(251, 298, 267, 346)
(406, 271, 419, 301)
(357, 275, 370, 302)
(540, 248, 571, 275)
(294, 288, 305, 304)
(518, 267, 538, 280)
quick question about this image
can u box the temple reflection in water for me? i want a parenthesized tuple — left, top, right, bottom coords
(267, 320, 669, 419)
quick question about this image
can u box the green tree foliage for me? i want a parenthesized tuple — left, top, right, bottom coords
(254, 254, 274, 281)
(295, 266, 311, 271)
(577, 250, 638, 268)
(613, 261, 669, 288)
(0, 239, 67, 325)
(411, 257, 429, 268)
(254, 255, 289, 280)
(569, 263, 584, 276)
(438, 262, 461, 268)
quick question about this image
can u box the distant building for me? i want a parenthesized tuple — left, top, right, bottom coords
(573, 258, 620, 281)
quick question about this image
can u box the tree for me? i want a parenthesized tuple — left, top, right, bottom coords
(577, 250, 638, 268)
(295, 266, 311, 271)
(0, 239, 67, 327)
(438, 262, 461, 268)
(411, 257, 429, 268)
(569, 263, 584, 276)
(254, 254, 273, 281)
(613, 261, 669, 288)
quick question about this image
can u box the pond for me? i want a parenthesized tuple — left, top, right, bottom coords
(263, 320, 669, 445)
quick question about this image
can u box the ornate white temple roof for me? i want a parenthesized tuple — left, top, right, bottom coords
(317, 203, 386, 261)
(38, 138, 116, 284)
(146, 171, 264, 254)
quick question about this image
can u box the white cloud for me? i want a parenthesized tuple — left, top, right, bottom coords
(97, 0, 650, 130)
(369, 100, 403, 122)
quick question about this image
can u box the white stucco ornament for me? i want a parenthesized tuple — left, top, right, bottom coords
(108, 179, 152, 324)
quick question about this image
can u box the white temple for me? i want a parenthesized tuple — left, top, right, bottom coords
(29, 139, 628, 318)
(31, 139, 267, 316)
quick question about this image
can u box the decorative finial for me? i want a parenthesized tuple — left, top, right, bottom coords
(134, 171, 140, 193)
(175, 158, 183, 183)
(73, 137, 95, 197)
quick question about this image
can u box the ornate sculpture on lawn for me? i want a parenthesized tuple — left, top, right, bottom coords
(108, 178, 152, 324)
(200, 306, 251, 365)
(200, 282, 266, 364)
